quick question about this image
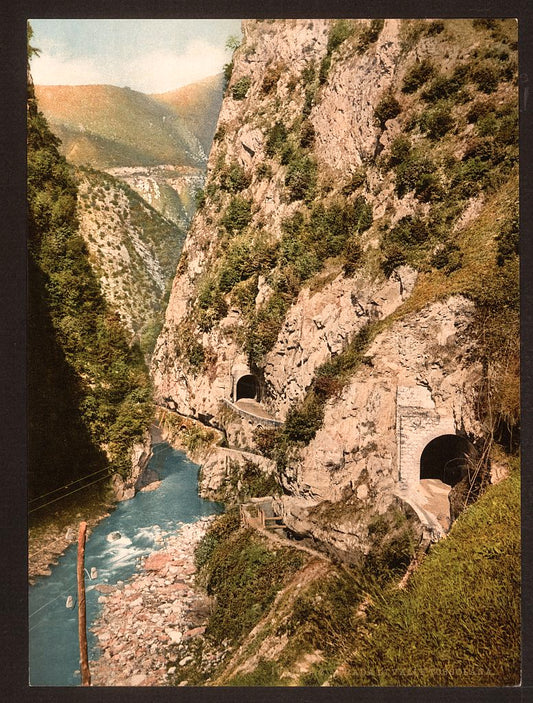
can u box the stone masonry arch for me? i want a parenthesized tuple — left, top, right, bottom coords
(396, 386, 456, 492)
(231, 363, 260, 402)
(420, 434, 476, 486)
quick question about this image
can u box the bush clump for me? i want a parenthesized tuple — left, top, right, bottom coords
(265, 121, 289, 158)
(381, 215, 438, 274)
(495, 206, 519, 266)
(285, 153, 317, 202)
(341, 167, 367, 195)
(421, 70, 466, 103)
(319, 20, 356, 83)
(219, 162, 251, 193)
(275, 323, 375, 452)
(374, 93, 401, 128)
(199, 526, 304, 644)
(232, 76, 251, 100)
(472, 62, 500, 93)
(394, 152, 438, 200)
(220, 196, 252, 234)
(402, 58, 435, 93)
(418, 101, 455, 139)
(357, 19, 385, 53)
(262, 63, 283, 94)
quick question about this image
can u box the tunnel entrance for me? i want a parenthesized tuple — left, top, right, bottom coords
(235, 374, 259, 401)
(420, 434, 477, 487)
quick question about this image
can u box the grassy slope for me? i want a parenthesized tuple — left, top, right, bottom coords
(335, 469, 520, 686)
(198, 471, 519, 687)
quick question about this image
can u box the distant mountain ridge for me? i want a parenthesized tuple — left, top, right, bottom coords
(34, 82, 221, 169)
(35, 78, 225, 228)
(151, 73, 225, 153)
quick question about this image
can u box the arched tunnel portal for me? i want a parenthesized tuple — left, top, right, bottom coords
(235, 374, 260, 402)
(420, 434, 477, 487)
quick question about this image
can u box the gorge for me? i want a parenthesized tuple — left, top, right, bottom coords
(28, 18, 520, 687)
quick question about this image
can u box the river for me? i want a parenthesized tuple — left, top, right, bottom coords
(28, 442, 223, 686)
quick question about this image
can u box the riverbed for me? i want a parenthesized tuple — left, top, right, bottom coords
(28, 442, 222, 686)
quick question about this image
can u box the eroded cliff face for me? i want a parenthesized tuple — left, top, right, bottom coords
(151, 19, 518, 559)
(278, 295, 483, 559)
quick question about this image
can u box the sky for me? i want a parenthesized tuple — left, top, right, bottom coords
(29, 19, 242, 94)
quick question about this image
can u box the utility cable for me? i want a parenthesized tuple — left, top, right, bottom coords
(29, 583, 77, 621)
(29, 466, 111, 504)
(29, 474, 111, 514)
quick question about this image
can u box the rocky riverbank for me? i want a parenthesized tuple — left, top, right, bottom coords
(29, 431, 158, 585)
(28, 489, 115, 585)
(89, 517, 217, 686)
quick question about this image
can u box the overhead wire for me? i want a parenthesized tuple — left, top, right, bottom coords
(29, 466, 111, 504)
(29, 474, 111, 514)
(29, 534, 74, 559)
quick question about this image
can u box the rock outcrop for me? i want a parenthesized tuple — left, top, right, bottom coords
(151, 19, 517, 559)
(112, 432, 153, 501)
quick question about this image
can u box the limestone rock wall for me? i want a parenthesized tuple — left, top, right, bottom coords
(151, 19, 489, 559)
(277, 296, 482, 558)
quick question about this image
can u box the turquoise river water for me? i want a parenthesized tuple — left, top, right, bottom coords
(29, 442, 222, 686)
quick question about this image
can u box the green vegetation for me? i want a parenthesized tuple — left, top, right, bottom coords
(218, 161, 251, 193)
(381, 215, 439, 274)
(253, 322, 379, 471)
(27, 36, 152, 502)
(402, 58, 435, 93)
(418, 100, 455, 139)
(232, 76, 251, 100)
(262, 63, 283, 94)
(356, 19, 385, 53)
(421, 69, 467, 103)
(284, 323, 375, 444)
(374, 93, 402, 128)
(196, 514, 305, 645)
(335, 471, 520, 686)
(214, 459, 281, 503)
(198, 470, 519, 687)
(220, 195, 252, 233)
(223, 34, 241, 90)
(319, 20, 356, 83)
(285, 152, 317, 202)
(239, 197, 372, 365)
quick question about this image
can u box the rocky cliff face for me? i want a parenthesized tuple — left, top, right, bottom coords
(151, 19, 518, 560)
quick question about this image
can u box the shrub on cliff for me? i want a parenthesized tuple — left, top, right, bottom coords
(285, 153, 317, 202)
(402, 59, 435, 93)
(374, 93, 402, 129)
(221, 196, 252, 234)
(232, 75, 251, 100)
(219, 162, 251, 193)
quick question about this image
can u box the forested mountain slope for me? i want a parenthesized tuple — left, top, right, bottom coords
(28, 64, 152, 504)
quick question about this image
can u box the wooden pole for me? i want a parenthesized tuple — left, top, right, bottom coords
(77, 521, 91, 686)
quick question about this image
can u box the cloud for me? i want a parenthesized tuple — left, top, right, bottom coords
(31, 38, 228, 93)
(31, 53, 103, 86)
(126, 40, 228, 93)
